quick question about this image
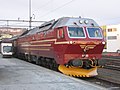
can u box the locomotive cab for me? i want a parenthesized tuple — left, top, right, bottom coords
(54, 17, 105, 77)
(67, 26, 104, 66)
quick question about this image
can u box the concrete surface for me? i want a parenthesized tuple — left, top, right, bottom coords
(0, 55, 106, 90)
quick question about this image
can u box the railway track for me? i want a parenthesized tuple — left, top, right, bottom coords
(104, 65, 120, 71)
(88, 55, 120, 89)
(81, 76, 120, 90)
(78, 68, 119, 89)
(100, 56, 120, 71)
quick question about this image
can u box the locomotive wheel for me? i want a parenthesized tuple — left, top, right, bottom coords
(27, 54, 32, 62)
(52, 60, 58, 71)
(37, 57, 42, 65)
(58, 65, 98, 77)
(31, 55, 38, 63)
(49, 63, 53, 69)
(40, 57, 46, 67)
(35, 58, 39, 65)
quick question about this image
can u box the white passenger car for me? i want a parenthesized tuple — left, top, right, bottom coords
(1, 42, 13, 57)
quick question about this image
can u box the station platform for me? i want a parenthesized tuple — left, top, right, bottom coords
(0, 55, 106, 90)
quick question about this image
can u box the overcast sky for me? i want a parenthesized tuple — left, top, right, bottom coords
(0, 0, 120, 26)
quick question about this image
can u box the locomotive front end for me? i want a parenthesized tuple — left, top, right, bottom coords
(56, 17, 105, 77)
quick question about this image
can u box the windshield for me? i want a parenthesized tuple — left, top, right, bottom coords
(3, 46, 12, 53)
(68, 27, 85, 38)
(87, 27, 102, 38)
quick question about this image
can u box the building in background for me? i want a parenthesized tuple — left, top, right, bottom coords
(101, 25, 107, 49)
(102, 24, 120, 52)
(106, 24, 120, 52)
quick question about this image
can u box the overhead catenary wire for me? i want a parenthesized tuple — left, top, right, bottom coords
(0, 19, 46, 22)
(39, 0, 76, 18)
(0, 0, 76, 28)
(0, 25, 36, 28)
(0, 19, 46, 28)
(35, 0, 53, 11)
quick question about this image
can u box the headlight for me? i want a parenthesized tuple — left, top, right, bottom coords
(79, 20, 83, 24)
(102, 41, 105, 44)
(84, 20, 89, 24)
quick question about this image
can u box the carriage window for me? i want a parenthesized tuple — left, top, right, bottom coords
(87, 27, 102, 38)
(68, 27, 85, 38)
(3, 46, 12, 53)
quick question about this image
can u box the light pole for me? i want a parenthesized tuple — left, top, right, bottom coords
(29, 0, 32, 30)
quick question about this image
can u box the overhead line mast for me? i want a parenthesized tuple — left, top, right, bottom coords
(29, 0, 32, 30)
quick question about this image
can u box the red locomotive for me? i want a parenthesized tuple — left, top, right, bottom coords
(13, 17, 105, 77)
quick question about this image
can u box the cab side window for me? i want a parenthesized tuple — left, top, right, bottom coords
(57, 28, 64, 39)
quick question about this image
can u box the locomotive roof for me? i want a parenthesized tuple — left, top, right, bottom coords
(52, 17, 99, 28)
(36, 17, 99, 32)
(20, 17, 99, 37)
(26, 27, 39, 35)
(37, 19, 55, 33)
(1, 38, 12, 43)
